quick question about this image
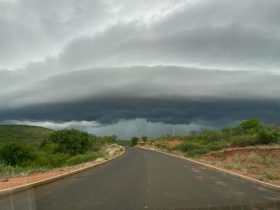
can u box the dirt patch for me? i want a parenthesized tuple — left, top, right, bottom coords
(199, 146, 280, 186)
(164, 139, 183, 148)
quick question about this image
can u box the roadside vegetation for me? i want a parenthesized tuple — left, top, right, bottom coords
(0, 125, 120, 178)
(143, 119, 279, 156)
(137, 119, 280, 183)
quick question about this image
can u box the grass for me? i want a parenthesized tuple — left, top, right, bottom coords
(224, 164, 242, 170)
(0, 164, 50, 177)
(64, 152, 101, 166)
(258, 152, 278, 166)
(246, 152, 262, 163)
(262, 171, 280, 180)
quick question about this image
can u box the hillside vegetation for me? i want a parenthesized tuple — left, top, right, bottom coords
(0, 125, 118, 178)
(0, 125, 52, 146)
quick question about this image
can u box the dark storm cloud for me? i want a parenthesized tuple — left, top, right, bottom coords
(1, 66, 280, 126)
(1, 96, 280, 126)
(2, 66, 280, 109)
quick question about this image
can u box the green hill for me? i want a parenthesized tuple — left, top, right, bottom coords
(0, 125, 53, 146)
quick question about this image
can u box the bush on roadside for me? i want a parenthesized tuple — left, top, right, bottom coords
(200, 130, 225, 142)
(142, 136, 148, 142)
(208, 141, 230, 150)
(115, 140, 132, 147)
(33, 151, 69, 168)
(175, 141, 211, 156)
(41, 142, 60, 154)
(154, 142, 168, 150)
(0, 143, 38, 166)
(231, 135, 259, 147)
(236, 119, 263, 134)
(47, 129, 92, 155)
(257, 128, 279, 144)
(131, 137, 139, 146)
(91, 135, 117, 151)
(65, 152, 100, 166)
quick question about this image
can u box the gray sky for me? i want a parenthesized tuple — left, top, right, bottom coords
(1, 0, 280, 138)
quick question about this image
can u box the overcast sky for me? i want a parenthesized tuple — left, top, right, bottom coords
(1, 0, 280, 138)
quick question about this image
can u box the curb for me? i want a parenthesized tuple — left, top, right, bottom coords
(138, 146, 280, 192)
(0, 148, 125, 198)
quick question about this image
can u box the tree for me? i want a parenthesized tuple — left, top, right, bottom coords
(258, 127, 279, 144)
(239, 119, 263, 134)
(48, 129, 92, 155)
(142, 136, 148, 143)
(201, 130, 224, 142)
(131, 137, 139, 146)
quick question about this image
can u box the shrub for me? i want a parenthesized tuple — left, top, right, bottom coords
(224, 164, 242, 170)
(41, 142, 60, 154)
(186, 147, 211, 157)
(231, 135, 259, 147)
(48, 129, 92, 155)
(222, 127, 233, 135)
(238, 119, 263, 134)
(208, 141, 230, 150)
(131, 137, 139, 146)
(115, 140, 132, 147)
(142, 136, 148, 142)
(0, 143, 38, 166)
(91, 135, 117, 151)
(200, 130, 225, 142)
(154, 142, 167, 150)
(262, 171, 280, 180)
(175, 141, 211, 156)
(91, 137, 102, 152)
(65, 152, 100, 166)
(257, 128, 279, 144)
(33, 152, 69, 168)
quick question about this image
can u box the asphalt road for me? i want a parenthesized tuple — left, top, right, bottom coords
(0, 147, 280, 210)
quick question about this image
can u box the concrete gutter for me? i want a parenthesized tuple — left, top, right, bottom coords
(138, 146, 280, 192)
(0, 148, 125, 198)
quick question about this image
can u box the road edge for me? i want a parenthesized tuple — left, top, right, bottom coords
(0, 147, 125, 197)
(138, 146, 280, 191)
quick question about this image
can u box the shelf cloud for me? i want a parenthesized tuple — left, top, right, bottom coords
(1, 0, 280, 137)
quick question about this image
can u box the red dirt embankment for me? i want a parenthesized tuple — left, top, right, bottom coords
(200, 146, 280, 186)
(164, 139, 183, 148)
